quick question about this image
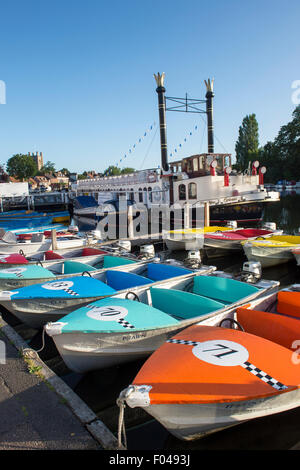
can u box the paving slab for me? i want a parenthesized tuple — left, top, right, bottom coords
(0, 315, 121, 450)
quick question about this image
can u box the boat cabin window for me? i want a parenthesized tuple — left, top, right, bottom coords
(148, 187, 152, 202)
(179, 184, 186, 200)
(188, 182, 197, 199)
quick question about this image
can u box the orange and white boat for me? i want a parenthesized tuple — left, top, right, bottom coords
(118, 286, 300, 442)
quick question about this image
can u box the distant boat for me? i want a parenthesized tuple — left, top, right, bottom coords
(118, 285, 300, 442)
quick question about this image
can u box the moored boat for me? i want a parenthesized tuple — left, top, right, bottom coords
(45, 273, 279, 373)
(118, 286, 300, 442)
(204, 228, 282, 257)
(0, 262, 213, 328)
(242, 235, 300, 268)
(0, 254, 141, 291)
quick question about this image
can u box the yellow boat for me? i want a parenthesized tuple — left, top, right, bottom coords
(242, 235, 300, 268)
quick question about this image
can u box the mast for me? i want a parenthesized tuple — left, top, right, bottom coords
(154, 72, 169, 171)
(205, 78, 214, 153)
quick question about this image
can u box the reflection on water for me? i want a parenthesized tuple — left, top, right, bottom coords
(72, 193, 300, 450)
(263, 192, 300, 235)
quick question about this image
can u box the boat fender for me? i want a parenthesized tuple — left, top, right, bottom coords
(117, 385, 152, 449)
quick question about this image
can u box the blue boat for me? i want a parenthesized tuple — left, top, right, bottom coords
(0, 262, 214, 328)
(45, 274, 279, 372)
(0, 254, 139, 291)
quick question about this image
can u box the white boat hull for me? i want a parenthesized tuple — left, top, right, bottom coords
(143, 388, 300, 440)
(242, 243, 295, 268)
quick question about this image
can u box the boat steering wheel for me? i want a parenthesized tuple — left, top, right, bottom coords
(125, 291, 140, 302)
(219, 318, 245, 331)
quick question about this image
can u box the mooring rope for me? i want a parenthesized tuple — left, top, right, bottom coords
(22, 326, 46, 358)
(116, 386, 136, 450)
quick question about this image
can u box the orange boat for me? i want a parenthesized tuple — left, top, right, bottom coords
(118, 287, 300, 442)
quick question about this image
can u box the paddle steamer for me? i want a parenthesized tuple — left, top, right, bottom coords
(71, 74, 280, 235)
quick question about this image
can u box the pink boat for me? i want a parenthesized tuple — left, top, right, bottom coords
(204, 228, 282, 254)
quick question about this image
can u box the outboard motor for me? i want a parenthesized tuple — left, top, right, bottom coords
(184, 250, 202, 269)
(116, 240, 132, 253)
(139, 244, 155, 260)
(240, 261, 262, 283)
(226, 220, 237, 229)
(262, 222, 277, 231)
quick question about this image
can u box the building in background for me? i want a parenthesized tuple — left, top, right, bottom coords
(29, 151, 44, 171)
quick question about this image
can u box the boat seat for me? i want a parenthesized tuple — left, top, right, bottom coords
(102, 255, 136, 269)
(44, 251, 64, 260)
(62, 260, 97, 274)
(146, 263, 191, 281)
(105, 270, 154, 291)
(192, 275, 259, 304)
(81, 247, 108, 256)
(150, 287, 226, 320)
(236, 306, 300, 350)
(277, 291, 300, 319)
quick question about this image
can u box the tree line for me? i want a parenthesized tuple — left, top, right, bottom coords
(234, 105, 300, 183)
(0, 153, 136, 182)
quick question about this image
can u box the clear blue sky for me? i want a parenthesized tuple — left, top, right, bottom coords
(0, 0, 299, 174)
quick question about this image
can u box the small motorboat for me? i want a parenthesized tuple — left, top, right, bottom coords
(118, 285, 300, 443)
(45, 273, 279, 373)
(242, 235, 300, 268)
(0, 254, 141, 291)
(0, 262, 214, 328)
(203, 228, 282, 257)
(0, 230, 100, 256)
(0, 246, 111, 268)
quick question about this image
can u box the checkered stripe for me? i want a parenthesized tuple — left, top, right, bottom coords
(242, 361, 288, 391)
(63, 288, 79, 296)
(15, 273, 24, 278)
(118, 318, 135, 329)
(167, 339, 199, 347)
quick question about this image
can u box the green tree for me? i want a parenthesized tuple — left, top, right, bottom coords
(121, 167, 135, 174)
(103, 165, 121, 176)
(259, 105, 300, 183)
(6, 154, 37, 180)
(235, 114, 259, 171)
(40, 161, 56, 174)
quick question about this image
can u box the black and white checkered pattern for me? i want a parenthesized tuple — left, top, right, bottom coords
(167, 339, 199, 347)
(63, 288, 79, 296)
(118, 318, 135, 329)
(242, 361, 288, 391)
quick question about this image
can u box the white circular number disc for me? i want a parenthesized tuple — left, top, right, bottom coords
(87, 305, 128, 322)
(192, 340, 249, 367)
(42, 281, 74, 290)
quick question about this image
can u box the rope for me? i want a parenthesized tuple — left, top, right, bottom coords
(22, 326, 46, 359)
(116, 386, 136, 450)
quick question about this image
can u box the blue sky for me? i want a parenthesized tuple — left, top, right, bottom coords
(0, 0, 299, 174)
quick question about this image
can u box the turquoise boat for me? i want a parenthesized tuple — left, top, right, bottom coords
(0, 262, 215, 328)
(45, 274, 279, 372)
(0, 254, 139, 291)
